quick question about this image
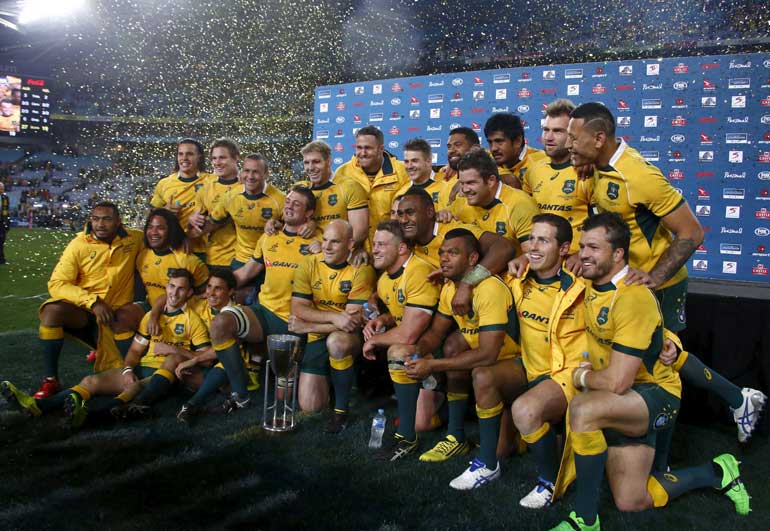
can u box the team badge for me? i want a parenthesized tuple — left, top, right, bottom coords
(562, 179, 576, 194)
(495, 221, 506, 235)
(339, 280, 352, 293)
(328, 194, 338, 206)
(299, 244, 310, 255)
(597, 306, 609, 325)
(606, 182, 620, 200)
(397, 289, 405, 304)
(174, 324, 185, 335)
(194, 183, 204, 192)
(261, 208, 273, 220)
(431, 192, 439, 203)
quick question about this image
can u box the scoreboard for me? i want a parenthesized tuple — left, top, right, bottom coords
(0, 73, 51, 136)
(313, 53, 770, 284)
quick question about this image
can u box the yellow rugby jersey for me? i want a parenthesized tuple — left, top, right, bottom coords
(451, 182, 539, 256)
(253, 228, 323, 321)
(414, 221, 484, 269)
(135, 248, 209, 305)
(498, 146, 548, 187)
(436, 172, 460, 212)
(210, 184, 286, 263)
(593, 140, 688, 289)
(334, 152, 409, 241)
(196, 177, 241, 267)
(376, 254, 439, 325)
(296, 177, 369, 230)
(136, 305, 210, 369)
(524, 159, 593, 255)
(190, 297, 249, 364)
(150, 171, 215, 253)
(583, 266, 681, 397)
(516, 273, 561, 378)
(437, 276, 519, 360)
(395, 173, 445, 207)
(46, 227, 144, 311)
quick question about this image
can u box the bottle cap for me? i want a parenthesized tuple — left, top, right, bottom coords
(377, 408, 384, 414)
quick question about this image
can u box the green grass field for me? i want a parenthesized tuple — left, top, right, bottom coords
(0, 229, 768, 530)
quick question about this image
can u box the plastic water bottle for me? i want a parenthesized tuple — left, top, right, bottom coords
(410, 354, 439, 390)
(368, 408, 386, 449)
(363, 302, 378, 321)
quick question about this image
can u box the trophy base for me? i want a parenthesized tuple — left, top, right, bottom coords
(262, 418, 296, 433)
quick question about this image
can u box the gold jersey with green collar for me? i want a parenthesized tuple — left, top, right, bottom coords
(413, 221, 484, 269)
(377, 254, 440, 325)
(437, 275, 519, 360)
(395, 173, 445, 207)
(45, 227, 144, 311)
(334, 152, 409, 242)
(524, 159, 593, 255)
(135, 247, 209, 305)
(498, 145, 548, 187)
(210, 184, 286, 264)
(292, 254, 377, 342)
(433, 167, 460, 211)
(150, 171, 215, 253)
(252, 228, 323, 321)
(196, 176, 241, 267)
(450, 181, 539, 256)
(189, 297, 249, 364)
(593, 140, 688, 289)
(583, 266, 681, 397)
(515, 272, 562, 378)
(135, 305, 211, 369)
(296, 177, 369, 230)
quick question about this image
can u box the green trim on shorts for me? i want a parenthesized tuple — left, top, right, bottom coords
(527, 373, 551, 389)
(655, 277, 688, 332)
(230, 258, 246, 271)
(301, 339, 330, 376)
(134, 300, 152, 313)
(604, 383, 680, 449)
(249, 301, 290, 337)
(134, 365, 157, 379)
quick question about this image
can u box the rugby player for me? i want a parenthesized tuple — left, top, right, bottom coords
(507, 214, 586, 508)
(334, 125, 409, 243)
(567, 102, 766, 442)
(289, 220, 376, 432)
(523, 99, 592, 273)
(483, 112, 547, 189)
(549, 212, 749, 531)
(208, 187, 321, 412)
(2, 269, 211, 426)
(149, 139, 214, 258)
(33, 202, 143, 399)
(394, 138, 444, 207)
(295, 140, 369, 265)
(435, 126, 481, 214)
(362, 221, 440, 460)
(404, 229, 526, 489)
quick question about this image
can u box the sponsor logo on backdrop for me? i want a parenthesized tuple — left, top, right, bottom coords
(693, 259, 708, 271)
(319, 103, 328, 113)
(640, 135, 659, 142)
(430, 108, 440, 119)
(318, 89, 331, 99)
(642, 99, 662, 109)
(543, 69, 556, 80)
(756, 209, 770, 219)
(723, 261, 737, 274)
(723, 188, 745, 199)
(729, 60, 752, 69)
(518, 88, 531, 98)
(473, 90, 484, 101)
(640, 151, 659, 161)
(701, 96, 716, 107)
(672, 116, 687, 126)
(428, 94, 443, 103)
(592, 84, 606, 94)
(388, 140, 399, 149)
(674, 63, 689, 74)
(671, 134, 685, 143)
(720, 243, 742, 255)
(695, 205, 711, 216)
(496, 89, 507, 99)
(390, 83, 401, 92)
(452, 78, 463, 86)
(644, 116, 658, 127)
(373, 84, 382, 94)
(643, 83, 662, 90)
(336, 102, 346, 110)
(646, 63, 660, 75)
(565, 69, 583, 79)
(729, 151, 744, 163)
(729, 78, 751, 89)
(494, 74, 510, 84)
(673, 81, 688, 90)
(567, 85, 580, 95)
(725, 206, 741, 218)
(726, 133, 748, 144)
(354, 86, 364, 95)
(619, 65, 633, 75)
(756, 227, 770, 236)
(617, 116, 631, 127)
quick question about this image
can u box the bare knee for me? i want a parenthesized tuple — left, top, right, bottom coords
(327, 332, 358, 360)
(210, 313, 236, 344)
(442, 332, 466, 358)
(387, 344, 411, 362)
(511, 393, 542, 433)
(471, 366, 495, 394)
(39, 303, 68, 326)
(568, 393, 600, 432)
(614, 493, 651, 512)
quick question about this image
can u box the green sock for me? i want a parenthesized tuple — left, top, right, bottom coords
(36, 388, 73, 413)
(528, 426, 559, 484)
(134, 371, 173, 405)
(41, 338, 64, 378)
(330, 364, 355, 413)
(679, 353, 742, 409)
(189, 367, 228, 407)
(477, 410, 502, 469)
(652, 463, 718, 501)
(216, 343, 248, 397)
(446, 393, 469, 442)
(393, 382, 420, 440)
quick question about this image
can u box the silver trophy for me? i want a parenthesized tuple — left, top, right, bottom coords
(262, 334, 303, 432)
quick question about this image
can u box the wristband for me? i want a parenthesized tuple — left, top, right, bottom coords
(461, 264, 491, 286)
(579, 369, 589, 390)
(122, 366, 134, 376)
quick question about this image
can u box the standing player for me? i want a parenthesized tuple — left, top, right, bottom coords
(549, 213, 749, 531)
(295, 140, 369, 264)
(362, 221, 440, 460)
(567, 102, 766, 441)
(435, 127, 481, 213)
(404, 229, 526, 489)
(395, 139, 445, 207)
(207, 187, 321, 412)
(150, 139, 214, 259)
(523, 99, 592, 273)
(289, 220, 376, 432)
(334, 125, 409, 243)
(484, 113, 547, 189)
(33, 202, 143, 398)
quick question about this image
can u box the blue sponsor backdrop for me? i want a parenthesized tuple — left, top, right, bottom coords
(313, 53, 770, 284)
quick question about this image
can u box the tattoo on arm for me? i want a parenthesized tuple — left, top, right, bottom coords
(650, 237, 698, 285)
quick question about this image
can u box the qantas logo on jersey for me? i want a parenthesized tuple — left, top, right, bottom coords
(519, 311, 549, 324)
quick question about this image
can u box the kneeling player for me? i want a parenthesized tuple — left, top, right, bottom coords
(405, 228, 527, 489)
(2, 270, 211, 426)
(289, 220, 376, 432)
(549, 213, 749, 531)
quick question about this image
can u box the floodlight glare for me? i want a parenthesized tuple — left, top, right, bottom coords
(18, 0, 86, 25)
